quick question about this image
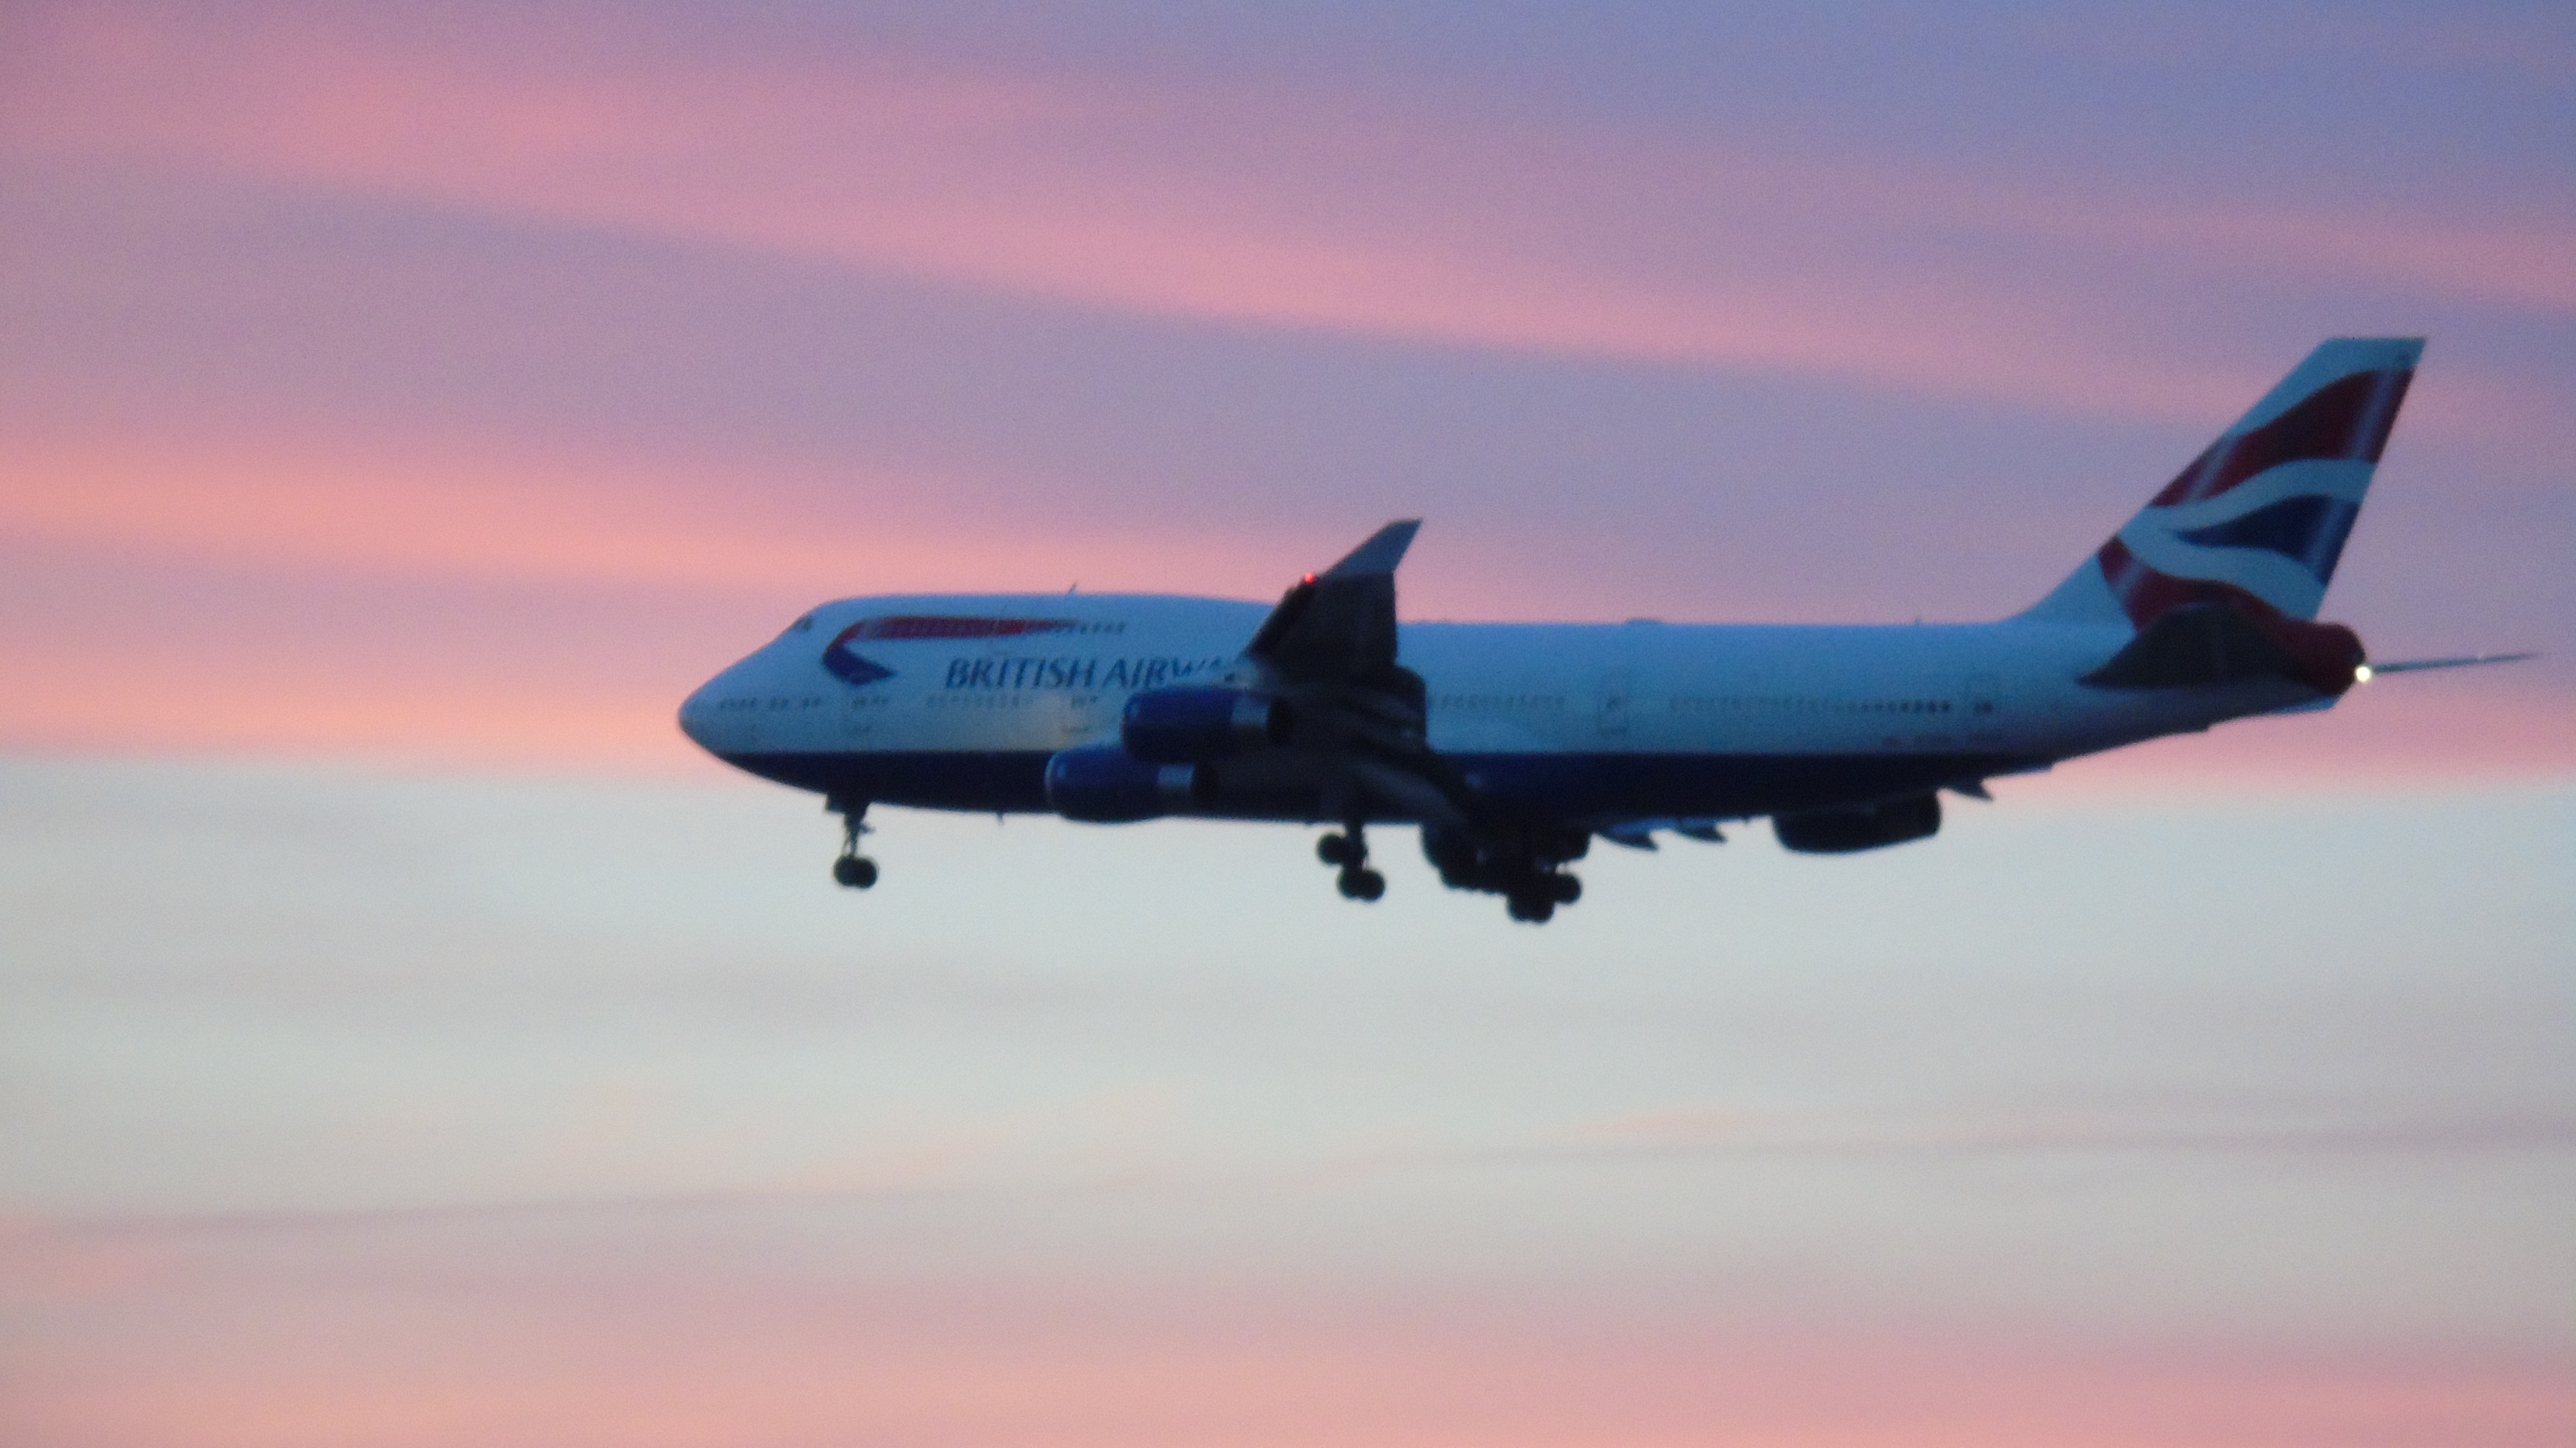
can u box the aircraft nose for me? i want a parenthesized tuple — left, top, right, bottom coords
(680, 653, 769, 758)
(677, 678, 722, 754)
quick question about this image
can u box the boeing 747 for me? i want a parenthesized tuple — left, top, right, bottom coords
(679, 338, 2524, 921)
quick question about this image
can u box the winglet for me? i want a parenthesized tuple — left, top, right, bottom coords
(1324, 520, 1421, 578)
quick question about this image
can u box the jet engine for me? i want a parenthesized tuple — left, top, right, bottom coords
(1120, 687, 1294, 764)
(1044, 744, 1210, 823)
(1772, 793, 1942, 854)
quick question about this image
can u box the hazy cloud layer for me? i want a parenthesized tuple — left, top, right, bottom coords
(2, 760, 2570, 1444)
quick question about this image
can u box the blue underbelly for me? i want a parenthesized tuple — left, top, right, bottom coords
(715, 748, 2046, 820)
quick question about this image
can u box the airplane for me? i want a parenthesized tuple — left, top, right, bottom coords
(679, 338, 2528, 922)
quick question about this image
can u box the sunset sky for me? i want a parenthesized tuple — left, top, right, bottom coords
(2, 3, 2570, 1446)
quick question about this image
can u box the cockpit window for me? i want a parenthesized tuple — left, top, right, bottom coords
(784, 614, 816, 636)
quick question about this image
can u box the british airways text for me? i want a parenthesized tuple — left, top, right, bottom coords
(940, 654, 1230, 691)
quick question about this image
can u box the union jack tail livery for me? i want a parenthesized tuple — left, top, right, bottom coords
(2022, 338, 2421, 630)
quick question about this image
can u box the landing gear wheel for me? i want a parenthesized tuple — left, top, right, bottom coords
(828, 796, 877, 891)
(1506, 892, 1556, 924)
(1320, 822, 1374, 900)
(1549, 872, 1582, 904)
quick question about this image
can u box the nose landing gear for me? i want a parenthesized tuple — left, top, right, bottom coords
(1318, 824, 1386, 902)
(829, 796, 878, 890)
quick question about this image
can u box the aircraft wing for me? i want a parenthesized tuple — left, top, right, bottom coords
(1232, 520, 1479, 828)
(1246, 520, 1420, 686)
(1232, 524, 1588, 911)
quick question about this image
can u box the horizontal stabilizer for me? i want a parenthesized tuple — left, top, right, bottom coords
(2364, 652, 2536, 676)
(2079, 600, 2362, 696)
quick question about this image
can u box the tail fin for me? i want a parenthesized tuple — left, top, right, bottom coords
(2020, 338, 2422, 628)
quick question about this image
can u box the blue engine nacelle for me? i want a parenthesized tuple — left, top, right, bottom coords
(1044, 744, 1209, 823)
(1120, 687, 1292, 764)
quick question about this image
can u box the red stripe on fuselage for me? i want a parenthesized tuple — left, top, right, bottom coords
(850, 616, 1081, 640)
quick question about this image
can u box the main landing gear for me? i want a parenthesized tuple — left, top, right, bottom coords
(1504, 870, 1581, 924)
(1420, 821, 1586, 924)
(829, 796, 878, 890)
(1317, 824, 1386, 902)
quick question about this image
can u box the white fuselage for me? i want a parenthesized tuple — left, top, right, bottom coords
(678, 592, 2315, 824)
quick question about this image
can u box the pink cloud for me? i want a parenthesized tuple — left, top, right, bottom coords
(6, 1231, 2568, 1448)
(0, 8, 2562, 777)
(3, 426, 2562, 778)
(2030, 682, 2576, 795)
(0, 433, 1128, 594)
(8, 4, 2570, 432)
(0, 430, 1384, 768)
